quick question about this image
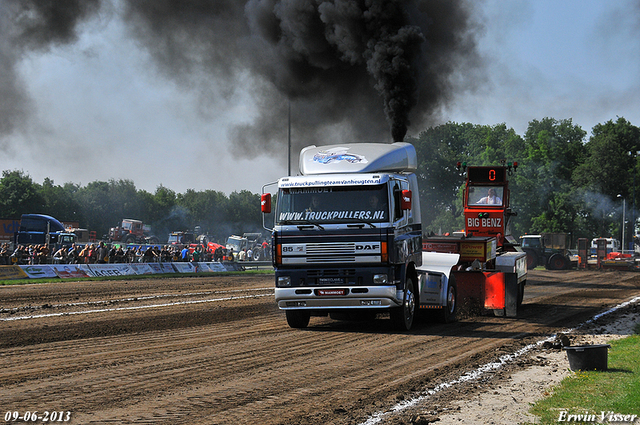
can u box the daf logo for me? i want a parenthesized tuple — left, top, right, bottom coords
(356, 243, 380, 251)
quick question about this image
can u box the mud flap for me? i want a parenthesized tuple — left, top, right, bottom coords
(452, 271, 485, 315)
(504, 272, 518, 317)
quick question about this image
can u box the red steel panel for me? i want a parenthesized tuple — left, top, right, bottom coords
(483, 271, 505, 309)
(453, 271, 506, 311)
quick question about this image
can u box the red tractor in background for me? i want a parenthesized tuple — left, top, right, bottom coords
(108, 219, 160, 245)
(168, 230, 231, 261)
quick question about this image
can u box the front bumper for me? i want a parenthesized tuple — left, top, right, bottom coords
(275, 285, 402, 310)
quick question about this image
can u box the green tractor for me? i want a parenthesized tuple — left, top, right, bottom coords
(520, 233, 575, 270)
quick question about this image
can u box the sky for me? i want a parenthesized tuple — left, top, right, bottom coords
(1, 0, 639, 196)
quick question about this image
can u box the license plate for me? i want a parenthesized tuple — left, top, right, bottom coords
(317, 289, 346, 296)
(318, 277, 344, 285)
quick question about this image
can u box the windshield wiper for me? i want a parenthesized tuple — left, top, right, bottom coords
(343, 218, 376, 228)
(296, 220, 325, 230)
(279, 220, 325, 230)
(349, 222, 376, 229)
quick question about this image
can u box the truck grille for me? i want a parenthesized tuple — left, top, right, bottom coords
(307, 256, 356, 263)
(308, 269, 356, 277)
(305, 242, 356, 255)
(280, 240, 381, 265)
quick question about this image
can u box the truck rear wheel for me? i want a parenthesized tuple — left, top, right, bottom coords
(253, 249, 262, 261)
(438, 275, 457, 323)
(547, 253, 568, 270)
(286, 310, 310, 329)
(391, 276, 416, 331)
(524, 250, 538, 269)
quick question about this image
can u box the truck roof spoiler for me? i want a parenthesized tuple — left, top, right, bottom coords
(299, 142, 417, 175)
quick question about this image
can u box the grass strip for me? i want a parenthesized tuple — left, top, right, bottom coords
(529, 324, 640, 424)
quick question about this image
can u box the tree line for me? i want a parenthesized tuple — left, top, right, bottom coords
(2, 116, 639, 248)
(410, 116, 640, 248)
(0, 175, 262, 244)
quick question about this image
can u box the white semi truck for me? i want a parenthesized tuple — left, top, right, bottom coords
(261, 142, 459, 330)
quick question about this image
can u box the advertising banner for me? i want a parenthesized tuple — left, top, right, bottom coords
(172, 262, 195, 273)
(147, 263, 163, 274)
(0, 265, 29, 280)
(206, 262, 227, 272)
(160, 263, 176, 273)
(20, 265, 58, 279)
(52, 264, 92, 279)
(77, 264, 94, 276)
(88, 264, 136, 277)
(191, 262, 210, 273)
(130, 263, 154, 275)
(0, 218, 20, 243)
(5, 261, 241, 280)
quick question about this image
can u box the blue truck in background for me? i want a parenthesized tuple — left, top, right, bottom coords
(13, 214, 76, 247)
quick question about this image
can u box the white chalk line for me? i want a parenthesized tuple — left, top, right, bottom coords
(360, 295, 640, 425)
(0, 290, 275, 322)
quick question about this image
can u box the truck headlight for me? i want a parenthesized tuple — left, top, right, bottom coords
(373, 274, 388, 284)
(277, 276, 291, 287)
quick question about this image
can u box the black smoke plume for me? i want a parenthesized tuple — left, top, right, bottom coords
(1, 0, 481, 154)
(123, 0, 480, 151)
(1, 0, 102, 142)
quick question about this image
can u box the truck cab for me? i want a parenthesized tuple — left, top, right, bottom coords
(14, 214, 67, 246)
(262, 143, 423, 330)
(590, 238, 620, 256)
(168, 232, 196, 245)
(109, 219, 159, 245)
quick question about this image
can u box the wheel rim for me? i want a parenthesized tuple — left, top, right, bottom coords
(404, 284, 415, 325)
(447, 286, 456, 314)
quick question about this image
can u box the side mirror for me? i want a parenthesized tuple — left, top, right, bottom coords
(261, 193, 272, 213)
(401, 190, 412, 210)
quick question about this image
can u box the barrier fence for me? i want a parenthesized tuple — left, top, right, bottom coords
(0, 261, 266, 280)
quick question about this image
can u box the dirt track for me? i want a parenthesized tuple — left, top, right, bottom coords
(1, 270, 639, 425)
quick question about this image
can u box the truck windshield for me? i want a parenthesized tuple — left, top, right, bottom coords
(468, 186, 504, 206)
(521, 237, 541, 248)
(276, 185, 389, 224)
(226, 237, 243, 252)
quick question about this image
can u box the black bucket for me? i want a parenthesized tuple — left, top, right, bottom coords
(563, 344, 611, 371)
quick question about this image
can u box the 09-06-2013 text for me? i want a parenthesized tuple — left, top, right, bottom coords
(4, 411, 71, 422)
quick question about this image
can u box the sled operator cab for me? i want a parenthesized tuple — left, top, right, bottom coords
(459, 162, 519, 250)
(423, 161, 527, 318)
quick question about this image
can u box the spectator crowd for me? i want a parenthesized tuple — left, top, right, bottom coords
(0, 242, 233, 265)
(0, 239, 272, 266)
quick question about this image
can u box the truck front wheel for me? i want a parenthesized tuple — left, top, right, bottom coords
(391, 276, 416, 331)
(286, 310, 310, 329)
